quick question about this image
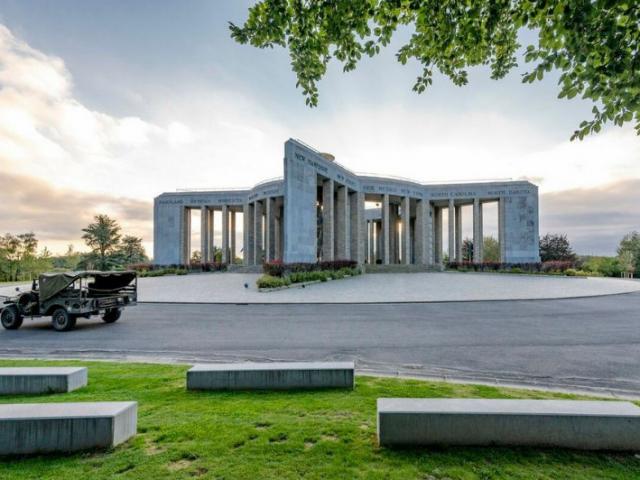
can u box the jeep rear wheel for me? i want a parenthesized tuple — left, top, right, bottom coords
(1, 306, 23, 330)
(51, 307, 76, 332)
(102, 308, 122, 324)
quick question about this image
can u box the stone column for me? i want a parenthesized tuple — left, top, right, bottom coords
(265, 197, 277, 261)
(254, 200, 264, 265)
(350, 191, 364, 264)
(434, 206, 443, 264)
(426, 202, 434, 265)
(498, 197, 506, 263)
(455, 204, 463, 262)
(230, 211, 236, 263)
(274, 210, 280, 261)
(401, 196, 411, 264)
(368, 221, 374, 263)
(389, 203, 399, 263)
(448, 199, 455, 263)
(243, 203, 253, 265)
(335, 185, 350, 259)
(382, 194, 390, 264)
(210, 209, 216, 261)
(221, 205, 229, 263)
(375, 221, 382, 263)
(473, 198, 483, 263)
(414, 199, 427, 265)
(278, 204, 285, 260)
(322, 179, 334, 261)
(200, 206, 209, 263)
(182, 207, 191, 266)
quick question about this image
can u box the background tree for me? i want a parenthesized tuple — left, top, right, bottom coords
(81, 215, 122, 271)
(461, 238, 473, 262)
(116, 236, 148, 266)
(617, 231, 640, 274)
(52, 244, 82, 270)
(231, 0, 640, 139)
(0, 233, 52, 281)
(482, 236, 500, 262)
(581, 256, 622, 278)
(191, 250, 202, 263)
(539, 233, 576, 263)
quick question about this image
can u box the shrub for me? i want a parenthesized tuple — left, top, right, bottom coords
(318, 260, 358, 271)
(263, 260, 286, 277)
(256, 275, 291, 289)
(448, 261, 541, 273)
(139, 269, 165, 278)
(127, 262, 154, 272)
(202, 262, 227, 272)
(263, 260, 358, 277)
(258, 266, 361, 288)
(541, 260, 573, 273)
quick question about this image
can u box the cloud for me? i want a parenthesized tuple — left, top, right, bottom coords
(0, 171, 152, 254)
(289, 105, 640, 194)
(0, 24, 168, 196)
(540, 180, 640, 255)
(0, 23, 638, 257)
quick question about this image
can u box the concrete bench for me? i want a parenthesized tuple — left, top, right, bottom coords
(377, 398, 640, 450)
(0, 401, 137, 455)
(0, 367, 88, 395)
(187, 362, 355, 391)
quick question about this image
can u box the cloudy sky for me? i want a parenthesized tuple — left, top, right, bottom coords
(0, 1, 638, 256)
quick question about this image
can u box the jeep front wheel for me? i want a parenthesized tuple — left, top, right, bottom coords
(102, 308, 122, 323)
(51, 307, 76, 332)
(1, 306, 23, 330)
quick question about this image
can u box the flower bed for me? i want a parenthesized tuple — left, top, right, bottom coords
(257, 267, 361, 290)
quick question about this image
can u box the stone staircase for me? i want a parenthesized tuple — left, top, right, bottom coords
(226, 264, 264, 274)
(363, 264, 442, 274)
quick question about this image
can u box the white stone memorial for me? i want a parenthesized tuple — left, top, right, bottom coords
(0, 367, 88, 395)
(0, 401, 137, 455)
(377, 398, 640, 450)
(187, 362, 355, 391)
(154, 139, 540, 267)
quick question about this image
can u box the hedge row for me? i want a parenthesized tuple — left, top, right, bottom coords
(447, 261, 575, 273)
(263, 260, 358, 277)
(257, 267, 361, 289)
(127, 262, 228, 273)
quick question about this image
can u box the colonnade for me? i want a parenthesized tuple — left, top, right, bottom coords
(317, 179, 366, 264)
(180, 205, 239, 264)
(243, 197, 285, 265)
(364, 196, 504, 265)
(179, 196, 505, 266)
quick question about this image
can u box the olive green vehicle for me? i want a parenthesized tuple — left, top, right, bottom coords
(0, 271, 137, 332)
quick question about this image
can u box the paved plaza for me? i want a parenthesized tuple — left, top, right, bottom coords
(2, 272, 639, 304)
(138, 272, 638, 303)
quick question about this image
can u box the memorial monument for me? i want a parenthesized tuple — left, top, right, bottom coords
(154, 139, 540, 266)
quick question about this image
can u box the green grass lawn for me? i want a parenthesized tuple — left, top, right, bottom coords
(0, 360, 638, 479)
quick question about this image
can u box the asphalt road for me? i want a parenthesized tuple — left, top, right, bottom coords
(1, 293, 639, 397)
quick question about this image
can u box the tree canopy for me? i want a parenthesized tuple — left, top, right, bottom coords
(230, 0, 640, 140)
(617, 231, 640, 273)
(82, 215, 122, 271)
(539, 233, 576, 262)
(0, 233, 52, 281)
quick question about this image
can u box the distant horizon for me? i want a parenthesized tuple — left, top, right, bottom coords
(0, 1, 638, 257)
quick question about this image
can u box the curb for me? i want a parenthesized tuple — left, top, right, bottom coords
(138, 289, 640, 306)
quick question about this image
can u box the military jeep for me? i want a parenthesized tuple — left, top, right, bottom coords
(0, 271, 137, 332)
